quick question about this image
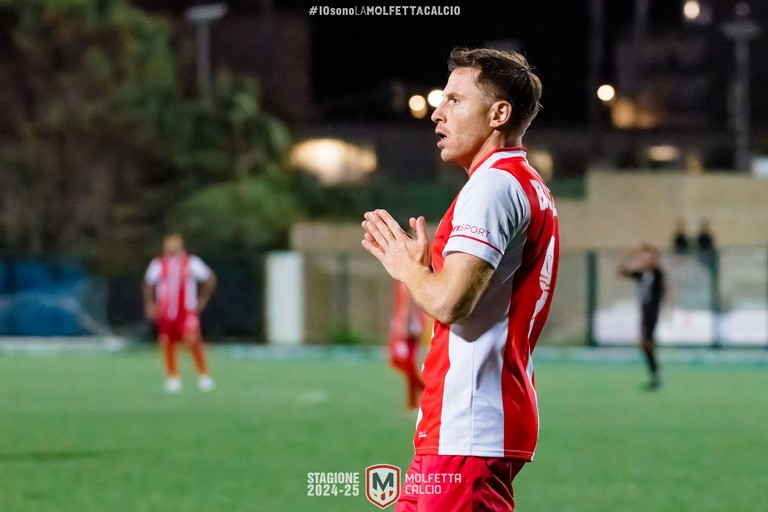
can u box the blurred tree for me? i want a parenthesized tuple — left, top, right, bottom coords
(169, 174, 303, 256)
(158, 72, 304, 258)
(160, 72, 294, 184)
(0, 0, 177, 258)
(0, 0, 301, 271)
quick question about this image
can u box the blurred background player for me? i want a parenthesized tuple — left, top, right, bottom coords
(618, 244, 665, 389)
(388, 280, 425, 409)
(143, 233, 217, 393)
(695, 219, 717, 270)
(672, 217, 689, 255)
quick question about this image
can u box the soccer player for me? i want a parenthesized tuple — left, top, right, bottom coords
(143, 233, 217, 393)
(362, 47, 559, 511)
(618, 244, 665, 389)
(389, 280, 426, 409)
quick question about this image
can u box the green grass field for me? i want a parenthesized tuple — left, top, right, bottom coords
(1, 346, 767, 512)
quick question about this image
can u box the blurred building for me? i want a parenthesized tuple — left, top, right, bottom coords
(130, 0, 768, 181)
(594, 0, 768, 171)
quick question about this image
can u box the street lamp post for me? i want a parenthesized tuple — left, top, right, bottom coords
(588, 0, 605, 153)
(185, 3, 228, 99)
(721, 13, 760, 172)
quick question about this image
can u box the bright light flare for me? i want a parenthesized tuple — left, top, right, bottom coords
(683, 0, 701, 20)
(648, 145, 682, 162)
(289, 138, 377, 184)
(596, 84, 616, 102)
(427, 89, 443, 107)
(408, 94, 428, 119)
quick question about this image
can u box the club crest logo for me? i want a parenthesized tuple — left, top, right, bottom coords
(365, 464, 401, 509)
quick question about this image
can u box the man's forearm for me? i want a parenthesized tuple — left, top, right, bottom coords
(142, 282, 157, 320)
(142, 283, 154, 308)
(360, 209, 493, 324)
(197, 275, 217, 311)
(403, 255, 493, 325)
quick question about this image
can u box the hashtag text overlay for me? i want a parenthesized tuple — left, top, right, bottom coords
(308, 5, 461, 16)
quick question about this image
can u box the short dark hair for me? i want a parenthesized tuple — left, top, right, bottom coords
(447, 47, 542, 133)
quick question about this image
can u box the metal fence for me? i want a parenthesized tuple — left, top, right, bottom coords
(589, 248, 768, 347)
(107, 253, 268, 341)
(298, 247, 768, 348)
(3, 247, 765, 347)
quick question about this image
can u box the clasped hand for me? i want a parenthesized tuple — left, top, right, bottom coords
(361, 209, 431, 282)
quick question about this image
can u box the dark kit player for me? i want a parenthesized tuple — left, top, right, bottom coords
(618, 244, 665, 389)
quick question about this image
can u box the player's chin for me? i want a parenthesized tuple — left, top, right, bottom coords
(438, 148, 455, 163)
(439, 143, 465, 162)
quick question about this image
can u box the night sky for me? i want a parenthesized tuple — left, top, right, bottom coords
(132, 0, 603, 125)
(307, 1, 592, 125)
(303, 0, 701, 126)
(136, 0, 767, 128)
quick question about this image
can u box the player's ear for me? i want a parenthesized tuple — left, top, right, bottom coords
(489, 100, 513, 130)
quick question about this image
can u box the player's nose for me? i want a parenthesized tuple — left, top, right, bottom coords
(431, 103, 445, 124)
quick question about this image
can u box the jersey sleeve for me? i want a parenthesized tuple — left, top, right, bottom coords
(188, 255, 213, 281)
(144, 259, 161, 284)
(443, 169, 530, 269)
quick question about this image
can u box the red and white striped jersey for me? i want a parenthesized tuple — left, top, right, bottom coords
(414, 147, 559, 460)
(144, 254, 212, 321)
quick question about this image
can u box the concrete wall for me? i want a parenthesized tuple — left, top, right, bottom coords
(289, 225, 395, 344)
(293, 171, 768, 252)
(558, 171, 768, 250)
(287, 171, 768, 344)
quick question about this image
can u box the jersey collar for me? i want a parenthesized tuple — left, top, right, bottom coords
(468, 147, 527, 177)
